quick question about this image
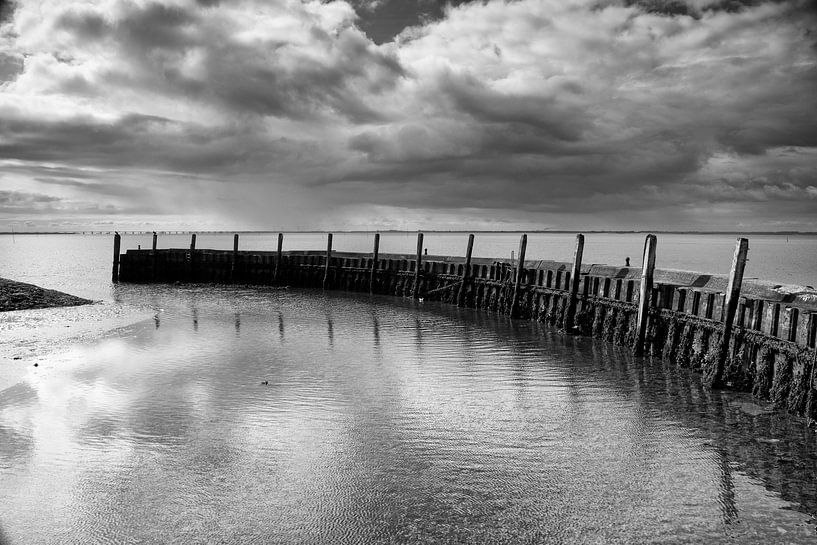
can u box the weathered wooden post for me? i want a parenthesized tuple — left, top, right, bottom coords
(633, 234, 657, 356)
(323, 233, 333, 290)
(369, 233, 380, 294)
(112, 231, 121, 283)
(510, 234, 528, 317)
(457, 233, 475, 307)
(187, 233, 197, 282)
(151, 231, 158, 281)
(709, 237, 749, 388)
(274, 233, 284, 283)
(231, 233, 239, 282)
(413, 232, 424, 299)
(563, 234, 585, 332)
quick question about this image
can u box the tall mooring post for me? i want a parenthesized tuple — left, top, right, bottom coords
(323, 233, 333, 290)
(369, 233, 380, 294)
(413, 232, 424, 299)
(151, 231, 158, 281)
(187, 233, 197, 282)
(457, 233, 475, 307)
(510, 234, 528, 318)
(633, 234, 657, 356)
(275, 233, 284, 283)
(112, 231, 121, 283)
(708, 237, 749, 388)
(564, 234, 585, 332)
(231, 233, 239, 282)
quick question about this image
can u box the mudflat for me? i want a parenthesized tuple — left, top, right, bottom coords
(0, 277, 93, 312)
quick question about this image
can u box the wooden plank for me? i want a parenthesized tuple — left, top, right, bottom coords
(151, 231, 158, 281)
(563, 234, 585, 331)
(369, 233, 380, 294)
(413, 232, 424, 299)
(510, 234, 528, 317)
(457, 233, 475, 307)
(112, 232, 121, 283)
(323, 233, 333, 290)
(275, 233, 284, 283)
(709, 237, 749, 387)
(231, 233, 239, 282)
(188, 233, 197, 282)
(633, 234, 657, 355)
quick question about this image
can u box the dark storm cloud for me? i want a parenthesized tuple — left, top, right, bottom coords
(0, 111, 337, 175)
(0, 0, 13, 23)
(329, 0, 817, 224)
(1, 0, 816, 230)
(48, 1, 404, 122)
(351, 0, 480, 43)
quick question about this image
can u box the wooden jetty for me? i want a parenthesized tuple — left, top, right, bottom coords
(113, 231, 817, 421)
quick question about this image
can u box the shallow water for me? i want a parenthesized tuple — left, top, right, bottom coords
(1, 286, 816, 544)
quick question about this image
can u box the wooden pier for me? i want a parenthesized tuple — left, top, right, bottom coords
(114, 232, 817, 422)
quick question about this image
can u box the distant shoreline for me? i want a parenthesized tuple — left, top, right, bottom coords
(3, 230, 817, 236)
(0, 278, 93, 312)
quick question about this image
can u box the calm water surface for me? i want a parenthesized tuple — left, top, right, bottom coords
(1, 235, 816, 544)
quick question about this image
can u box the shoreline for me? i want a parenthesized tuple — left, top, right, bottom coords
(3, 230, 817, 235)
(0, 277, 94, 312)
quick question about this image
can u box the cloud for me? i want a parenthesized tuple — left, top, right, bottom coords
(0, 0, 815, 231)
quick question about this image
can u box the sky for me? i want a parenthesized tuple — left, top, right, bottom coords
(0, 0, 816, 232)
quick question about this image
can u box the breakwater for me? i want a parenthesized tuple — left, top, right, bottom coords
(114, 232, 817, 421)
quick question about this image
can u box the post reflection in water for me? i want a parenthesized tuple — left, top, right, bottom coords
(716, 448, 739, 526)
(0, 289, 815, 545)
(327, 313, 334, 348)
(371, 313, 380, 350)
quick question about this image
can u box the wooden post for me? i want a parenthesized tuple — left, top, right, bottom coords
(188, 233, 197, 282)
(510, 234, 527, 317)
(563, 234, 585, 332)
(231, 233, 239, 282)
(112, 231, 121, 283)
(323, 233, 333, 290)
(633, 234, 657, 356)
(413, 232, 424, 299)
(151, 231, 158, 281)
(369, 233, 380, 294)
(457, 233, 475, 307)
(710, 237, 749, 388)
(274, 233, 284, 283)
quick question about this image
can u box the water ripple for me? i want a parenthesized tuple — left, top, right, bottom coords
(0, 289, 815, 543)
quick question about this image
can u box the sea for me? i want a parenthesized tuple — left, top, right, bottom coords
(1, 232, 816, 544)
